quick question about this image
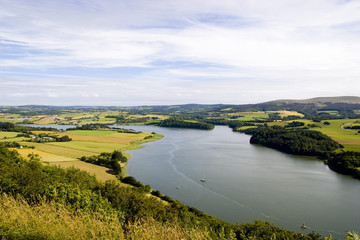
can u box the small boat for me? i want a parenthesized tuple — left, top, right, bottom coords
(176, 186, 180, 189)
(301, 222, 307, 230)
(200, 179, 206, 182)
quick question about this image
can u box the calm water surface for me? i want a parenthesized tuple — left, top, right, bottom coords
(120, 125, 360, 238)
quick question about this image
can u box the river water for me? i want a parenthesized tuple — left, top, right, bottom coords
(120, 125, 360, 238)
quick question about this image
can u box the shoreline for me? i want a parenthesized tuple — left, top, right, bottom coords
(121, 132, 164, 178)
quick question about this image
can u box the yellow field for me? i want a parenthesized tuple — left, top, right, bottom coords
(18, 142, 95, 158)
(11, 129, 163, 182)
(277, 110, 304, 117)
(49, 160, 118, 182)
(34, 115, 59, 124)
(17, 148, 57, 158)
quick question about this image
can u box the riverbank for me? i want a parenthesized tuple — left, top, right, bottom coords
(0, 125, 163, 182)
(237, 125, 360, 180)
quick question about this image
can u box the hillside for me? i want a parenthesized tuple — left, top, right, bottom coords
(267, 96, 360, 105)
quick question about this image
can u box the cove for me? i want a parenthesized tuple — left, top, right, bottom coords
(121, 125, 360, 238)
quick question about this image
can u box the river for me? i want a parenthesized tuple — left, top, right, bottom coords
(119, 125, 359, 238)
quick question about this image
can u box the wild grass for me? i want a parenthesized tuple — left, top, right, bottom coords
(0, 194, 213, 240)
(125, 218, 211, 240)
(0, 194, 125, 240)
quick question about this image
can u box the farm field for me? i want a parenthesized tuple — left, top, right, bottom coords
(3, 128, 163, 182)
(277, 110, 304, 117)
(221, 110, 303, 121)
(223, 111, 274, 121)
(317, 119, 360, 152)
(269, 118, 360, 152)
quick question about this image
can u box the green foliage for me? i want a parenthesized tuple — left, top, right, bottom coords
(116, 128, 141, 134)
(249, 126, 342, 156)
(0, 121, 58, 132)
(57, 135, 72, 142)
(235, 220, 323, 240)
(0, 194, 125, 240)
(68, 124, 110, 130)
(228, 121, 256, 130)
(121, 176, 144, 188)
(157, 118, 214, 130)
(345, 231, 360, 240)
(286, 121, 305, 128)
(79, 150, 126, 175)
(328, 151, 360, 179)
(1, 141, 21, 148)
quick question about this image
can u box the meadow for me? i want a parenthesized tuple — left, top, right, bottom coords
(1, 128, 163, 182)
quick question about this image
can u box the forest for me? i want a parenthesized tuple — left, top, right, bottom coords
(155, 118, 215, 130)
(328, 151, 360, 179)
(248, 126, 342, 156)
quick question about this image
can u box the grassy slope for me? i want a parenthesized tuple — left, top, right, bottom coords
(0, 193, 212, 240)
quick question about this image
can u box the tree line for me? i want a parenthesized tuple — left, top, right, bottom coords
(155, 118, 214, 130)
(79, 150, 125, 175)
(248, 126, 342, 156)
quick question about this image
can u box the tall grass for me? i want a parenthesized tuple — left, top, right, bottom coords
(0, 194, 213, 240)
(0, 194, 124, 240)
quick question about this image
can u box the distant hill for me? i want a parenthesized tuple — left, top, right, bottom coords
(1, 96, 360, 117)
(266, 96, 360, 105)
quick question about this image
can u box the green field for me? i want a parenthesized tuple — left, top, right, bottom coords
(224, 111, 274, 121)
(269, 119, 360, 152)
(0, 132, 19, 138)
(317, 119, 360, 151)
(6, 128, 163, 182)
(49, 141, 129, 154)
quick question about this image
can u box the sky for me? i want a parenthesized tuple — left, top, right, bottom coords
(1, 0, 360, 106)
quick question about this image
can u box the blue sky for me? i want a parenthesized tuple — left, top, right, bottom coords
(1, 0, 360, 106)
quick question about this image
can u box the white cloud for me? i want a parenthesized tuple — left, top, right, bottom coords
(0, 0, 360, 105)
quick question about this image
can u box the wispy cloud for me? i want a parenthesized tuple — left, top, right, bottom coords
(0, 0, 360, 105)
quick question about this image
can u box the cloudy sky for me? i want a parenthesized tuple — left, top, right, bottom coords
(1, 0, 360, 106)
